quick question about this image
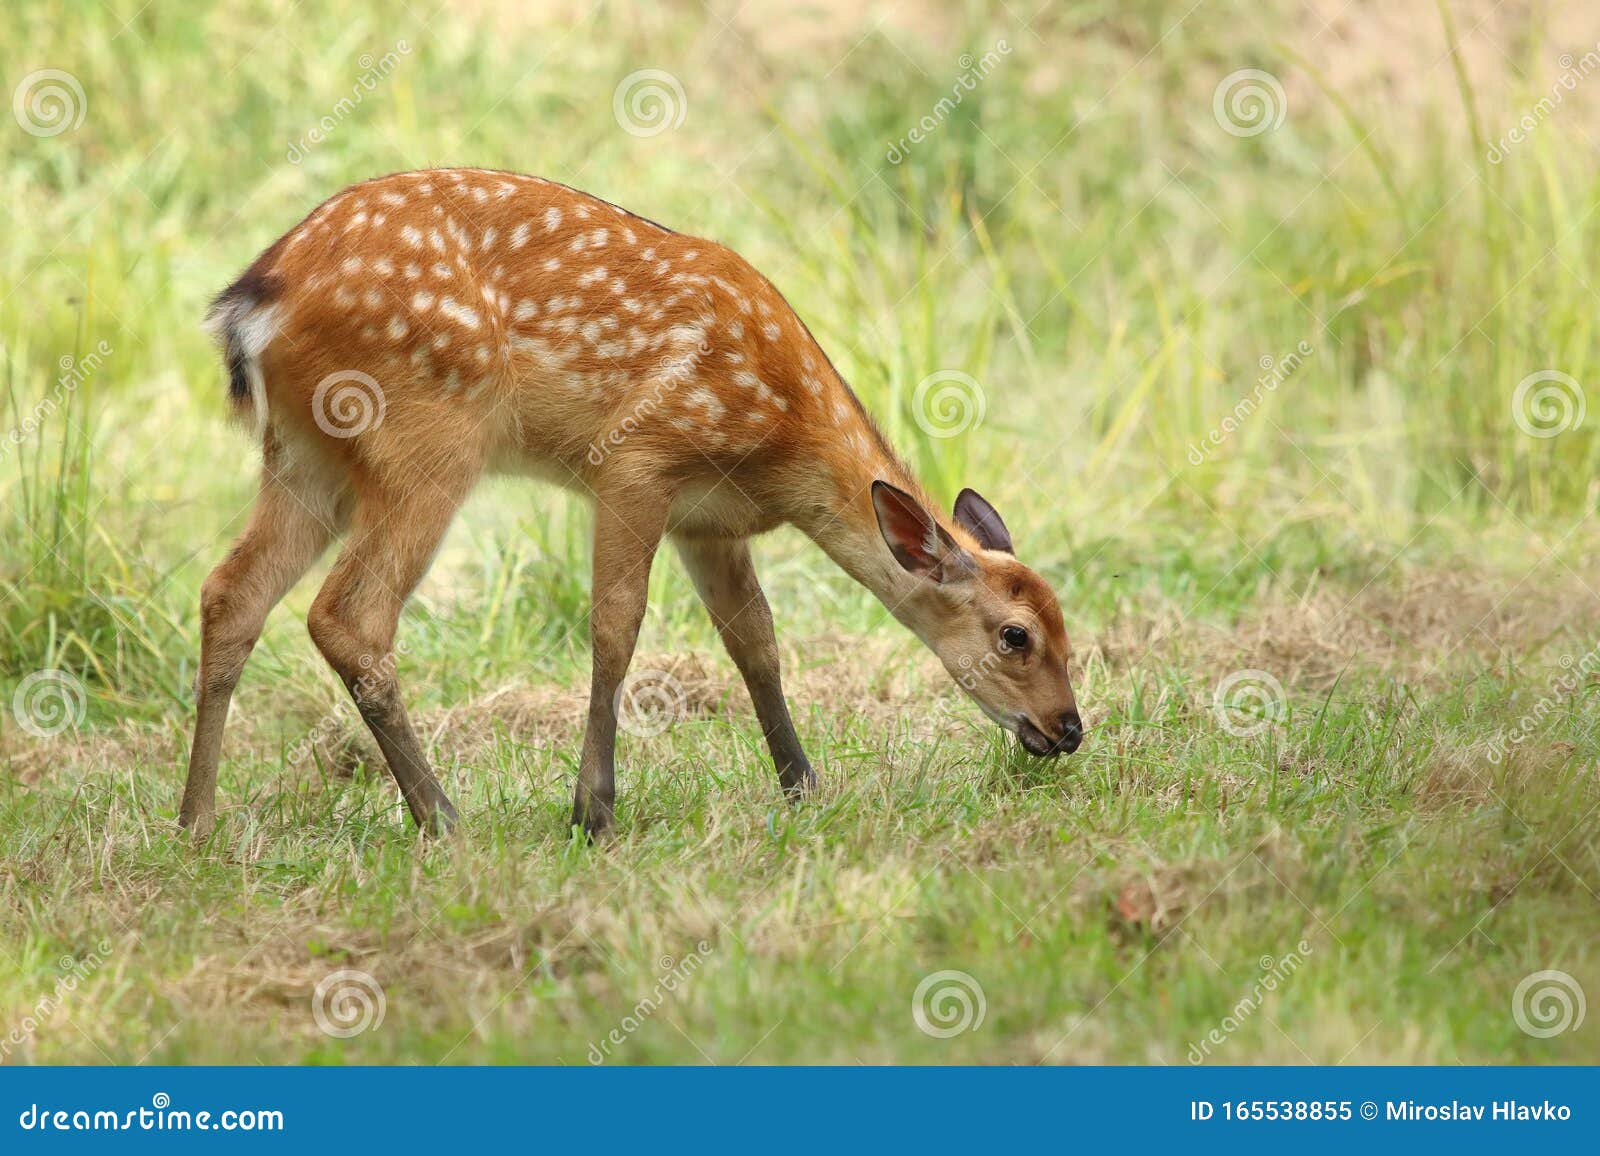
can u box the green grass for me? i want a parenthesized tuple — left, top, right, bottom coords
(2, 0, 1598, 1064)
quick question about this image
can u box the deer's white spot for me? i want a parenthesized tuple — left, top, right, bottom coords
(412, 290, 435, 311)
(373, 257, 394, 276)
(511, 222, 531, 249)
(401, 224, 422, 247)
(387, 316, 409, 340)
(545, 207, 563, 232)
(439, 296, 481, 330)
(480, 227, 498, 251)
(685, 388, 725, 419)
(513, 299, 538, 322)
(578, 266, 608, 287)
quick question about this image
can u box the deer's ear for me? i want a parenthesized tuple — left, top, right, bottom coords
(953, 488, 1014, 554)
(872, 481, 974, 582)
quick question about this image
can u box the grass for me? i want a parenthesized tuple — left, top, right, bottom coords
(2, 0, 1598, 1064)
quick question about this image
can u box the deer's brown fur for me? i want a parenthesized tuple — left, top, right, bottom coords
(181, 168, 1081, 839)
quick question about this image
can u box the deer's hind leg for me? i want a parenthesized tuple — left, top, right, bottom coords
(674, 535, 815, 798)
(306, 472, 473, 834)
(181, 448, 343, 839)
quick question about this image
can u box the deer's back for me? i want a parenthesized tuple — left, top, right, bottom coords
(208, 169, 880, 516)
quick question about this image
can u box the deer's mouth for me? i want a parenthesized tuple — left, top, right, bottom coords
(1016, 717, 1060, 758)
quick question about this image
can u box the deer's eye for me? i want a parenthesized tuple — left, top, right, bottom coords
(1000, 625, 1029, 653)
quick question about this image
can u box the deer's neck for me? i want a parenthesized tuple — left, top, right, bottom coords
(787, 408, 943, 637)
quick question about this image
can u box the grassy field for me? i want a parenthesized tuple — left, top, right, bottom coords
(2, 0, 1598, 1064)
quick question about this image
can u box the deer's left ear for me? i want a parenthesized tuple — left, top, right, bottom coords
(872, 481, 975, 583)
(953, 488, 1013, 554)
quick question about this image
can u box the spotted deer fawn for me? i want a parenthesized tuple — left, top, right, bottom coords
(180, 168, 1083, 839)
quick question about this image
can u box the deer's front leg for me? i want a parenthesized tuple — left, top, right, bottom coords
(674, 534, 816, 798)
(571, 485, 673, 837)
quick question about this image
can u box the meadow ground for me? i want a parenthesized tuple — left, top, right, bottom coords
(2, 0, 1598, 1063)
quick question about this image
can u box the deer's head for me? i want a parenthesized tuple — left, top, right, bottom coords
(872, 481, 1082, 758)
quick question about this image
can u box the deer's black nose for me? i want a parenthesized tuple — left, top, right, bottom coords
(1056, 711, 1083, 755)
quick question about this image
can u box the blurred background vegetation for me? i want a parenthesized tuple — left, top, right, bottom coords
(4, 0, 1598, 723)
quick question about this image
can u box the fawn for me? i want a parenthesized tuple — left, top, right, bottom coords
(180, 168, 1083, 839)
